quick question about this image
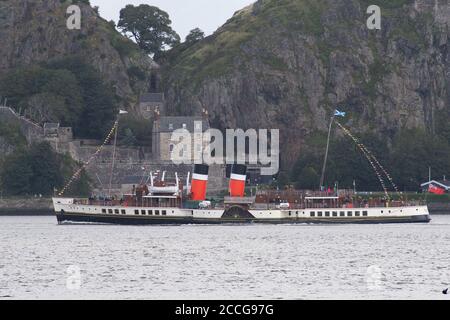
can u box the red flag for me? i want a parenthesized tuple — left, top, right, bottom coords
(428, 185, 445, 195)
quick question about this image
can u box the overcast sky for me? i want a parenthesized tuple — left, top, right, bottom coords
(90, 0, 255, 40)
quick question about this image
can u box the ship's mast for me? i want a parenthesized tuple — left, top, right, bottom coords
(319, 115, 335, 190)
(108, 110, 128, 198)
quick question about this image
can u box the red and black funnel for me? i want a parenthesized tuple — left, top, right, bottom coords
(229, 164, 247, 197)
(191, 164, 209, 201)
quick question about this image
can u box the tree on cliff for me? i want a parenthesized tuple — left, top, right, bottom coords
(185, 28, 205, 45)
(118, 4, 180, 57)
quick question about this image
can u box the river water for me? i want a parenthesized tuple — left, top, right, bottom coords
(0, 215, 449, 300)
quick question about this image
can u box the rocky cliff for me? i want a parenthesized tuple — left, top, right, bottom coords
(0, 0, 155, 102)
(163, 0, 449, 171)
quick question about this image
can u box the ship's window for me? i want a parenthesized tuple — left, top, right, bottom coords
(332, 211, 337, 217)
(172, 210, 174, 214)
(310, 212, 315, 217)
(347, 211, 353, 217)
(121, 210, 126, 215)
(115, 209, 119, 214)
(340, 211, 345, 217)
(155, 210, 160, 215)
(381, 210, 383, 213)
(134, 210, 139, 215)
(162, 210, 167, 216)
(102, 209, 106, 214)
(141, 210, 146, 215)
(148, 210, 153, 215)
(363, 211, 368, 216)
(108, 209, 113, 214)
(317, 212, 323, 217)
(325, 212, 330, 217)
(355, 212, 360, 217)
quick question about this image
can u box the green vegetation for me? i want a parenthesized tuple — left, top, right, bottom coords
(185, 28, 205, 45)
(118, 4, 180, 58)
(117, 114, 153, 147)
(0, 123, 27, 148)
(0, 142, 91, 196)
(0, 56, 118, 139)
(292, 129, 450, 192)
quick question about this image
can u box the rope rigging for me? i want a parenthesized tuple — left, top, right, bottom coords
(334, 121, 401, 200)
(58, 120, 119, 196)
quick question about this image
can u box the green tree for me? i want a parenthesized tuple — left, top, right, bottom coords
(0, 150, 33, 195)
(47, 56, 118, 139)
(28, 142, 63, 195)
(185, 28, 205, 44)
(118, 4, 180, 57)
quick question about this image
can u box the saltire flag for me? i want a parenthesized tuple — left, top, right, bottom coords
(428, 185, 445, 195)
(119, 110, 129, 114)
(334, 110, 346, 117)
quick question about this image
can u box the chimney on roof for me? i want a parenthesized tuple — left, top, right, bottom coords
(154, 107, 160, 120)
(202, 108, 209, 120)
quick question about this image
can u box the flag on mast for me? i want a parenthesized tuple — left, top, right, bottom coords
(334, 109, 346, 117)
(119, 110, 128, 114)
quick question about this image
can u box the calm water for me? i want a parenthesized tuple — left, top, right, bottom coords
(0, 215, 449, 300)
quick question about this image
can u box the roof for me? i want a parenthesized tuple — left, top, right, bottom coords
(420, 180, 450, 190)
(156, 116, 210, 132)
(139, 93, 164, 103)
(44, 123, 60, 129)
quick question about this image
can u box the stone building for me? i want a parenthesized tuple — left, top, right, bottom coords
(152, 110, 210, 162)
(139, 93, 165, 119)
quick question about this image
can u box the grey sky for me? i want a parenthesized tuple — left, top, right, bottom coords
(90, 0, 255, 40)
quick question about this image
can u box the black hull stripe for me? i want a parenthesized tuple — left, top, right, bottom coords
(56, 213, 431, 225)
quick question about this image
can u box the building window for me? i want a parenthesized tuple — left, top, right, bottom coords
(169, 123, 173, 130)
(332, 211, 337, 217)
(363, 211, 368, 216)
(169, 144, 174, 152)
(182, 123, 187, 129)
(310, 212, 315, 217)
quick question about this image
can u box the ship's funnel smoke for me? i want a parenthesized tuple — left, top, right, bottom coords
(190, 164, 209, 201)
(229, 164, 247, 197)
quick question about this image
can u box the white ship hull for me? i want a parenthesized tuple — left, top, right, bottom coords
(53, 198, 431, 225)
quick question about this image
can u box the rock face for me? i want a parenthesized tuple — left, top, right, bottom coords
(0, 0, 156, 102)
(163, 0, 449, 171)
